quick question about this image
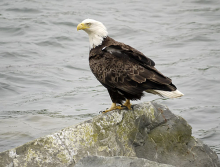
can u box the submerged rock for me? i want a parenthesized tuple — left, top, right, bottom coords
(0, 102, 219, 167)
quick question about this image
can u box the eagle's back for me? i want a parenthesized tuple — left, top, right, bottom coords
(89, 36, 177, 97)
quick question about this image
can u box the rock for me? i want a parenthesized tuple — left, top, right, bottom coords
(0, 102, 219, 167)
(74, 156, 175, 167)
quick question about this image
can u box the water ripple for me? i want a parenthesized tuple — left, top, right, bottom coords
(0, 0, 220, 158)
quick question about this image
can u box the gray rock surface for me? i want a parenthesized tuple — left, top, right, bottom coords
(74, 156, 175, 167)
(0, 102, 219, 167)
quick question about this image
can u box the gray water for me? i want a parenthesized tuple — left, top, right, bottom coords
(0, 0, 220, 158)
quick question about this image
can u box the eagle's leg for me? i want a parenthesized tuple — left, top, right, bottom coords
(103, 103, 122, 113)
(123, 99, 132, 110)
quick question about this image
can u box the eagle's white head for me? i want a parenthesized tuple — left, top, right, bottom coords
(77, 19, 108, 49)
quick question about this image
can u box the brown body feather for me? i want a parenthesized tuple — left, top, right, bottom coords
(89, 36, 177, 104)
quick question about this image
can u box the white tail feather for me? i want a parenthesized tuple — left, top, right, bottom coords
(146, 89, 184, 98)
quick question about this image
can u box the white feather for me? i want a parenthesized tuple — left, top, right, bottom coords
(146, 89, 184, 98)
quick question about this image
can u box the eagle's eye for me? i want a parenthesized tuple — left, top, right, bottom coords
(87, 23, 91, 26)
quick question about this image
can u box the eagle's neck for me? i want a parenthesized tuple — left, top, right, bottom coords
(88, 34, 104, 49)
(87, 30, 108, 50)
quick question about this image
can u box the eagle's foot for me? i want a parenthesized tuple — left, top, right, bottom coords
(123, 99, 132, 110)
(102, 103, 123, 113)
(102, 101, 132, 114)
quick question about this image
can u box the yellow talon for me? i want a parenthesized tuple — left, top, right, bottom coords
(102, 100, 132, 114)
(123, 99, 132, 110)
(103, 103, 122, 113)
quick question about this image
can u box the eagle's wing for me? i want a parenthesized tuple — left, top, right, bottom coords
(103, 44, 155, 66)
(102, 44, 172, 86)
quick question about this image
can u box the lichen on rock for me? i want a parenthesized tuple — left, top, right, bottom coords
(0, 102, 219, 167)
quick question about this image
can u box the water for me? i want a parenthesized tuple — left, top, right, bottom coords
(0, 0, 219, 158)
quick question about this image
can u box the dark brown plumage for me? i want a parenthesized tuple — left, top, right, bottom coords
(89, 36, 176, 104)
(77, 19, 183, 112)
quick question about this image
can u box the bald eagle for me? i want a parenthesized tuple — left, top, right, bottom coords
(77, 19, 183, 113)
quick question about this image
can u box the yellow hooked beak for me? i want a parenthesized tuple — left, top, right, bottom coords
(77, 23, 90, 31)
